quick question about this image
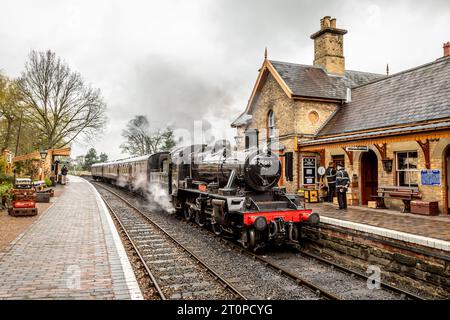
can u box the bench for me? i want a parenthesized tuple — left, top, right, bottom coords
(371, 186, 421, 213)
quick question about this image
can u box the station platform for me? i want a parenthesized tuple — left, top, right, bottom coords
(308, 202, 450, 252)
(0, 175, 142, 300)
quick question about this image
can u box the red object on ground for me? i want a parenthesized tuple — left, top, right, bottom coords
(243, 209, 314, 225)
(12, 201, 36, 209)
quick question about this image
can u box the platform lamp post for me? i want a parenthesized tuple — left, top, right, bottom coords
(39, 149, 48, 181)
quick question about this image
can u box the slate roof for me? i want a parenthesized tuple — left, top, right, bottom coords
(269, 60, 383, 100)
(231, 60, 382, 127)
(318, 56, 450, 136)
(303, 121, 450, 146)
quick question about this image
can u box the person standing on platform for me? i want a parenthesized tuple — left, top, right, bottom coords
(61, 164, 68, 185)
(336, 163, 350, 210)
(325, 162, 336, 203)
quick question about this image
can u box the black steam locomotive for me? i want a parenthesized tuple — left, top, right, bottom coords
(92, 136, 319, 250)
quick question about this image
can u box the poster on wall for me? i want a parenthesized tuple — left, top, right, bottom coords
(420, 169, 441, 186)
(302, 157, 316, 185)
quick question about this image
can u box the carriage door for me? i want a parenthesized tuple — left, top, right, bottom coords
(361, 149, 378, 205)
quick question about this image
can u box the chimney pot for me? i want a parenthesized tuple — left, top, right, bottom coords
(444, 42, 450, 57)
(323, 16, 331, 28)
(330, 18, 336, 28)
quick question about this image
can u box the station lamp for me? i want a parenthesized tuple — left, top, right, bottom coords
(39, 149, 48, 180)
(382, 158, 393, 173)
(39, 149, 48, 161)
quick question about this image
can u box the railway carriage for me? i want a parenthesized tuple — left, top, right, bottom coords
(91, 163, 103, 180)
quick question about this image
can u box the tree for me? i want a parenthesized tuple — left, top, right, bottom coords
(17, 50, 107, 149)
(120, 115, 176, 156)
(99, 152, 108, 163)
(84, 148, 98, 169)
(0, 75, 24, 152)
(161, 128, 176, 151)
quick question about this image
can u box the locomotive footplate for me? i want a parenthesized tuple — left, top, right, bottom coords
(242, 209, 319, 226)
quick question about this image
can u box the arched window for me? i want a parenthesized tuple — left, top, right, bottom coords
(267, 110, 275, 139)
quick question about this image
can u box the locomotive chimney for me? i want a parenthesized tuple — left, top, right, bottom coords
(244, 129, 259, 149)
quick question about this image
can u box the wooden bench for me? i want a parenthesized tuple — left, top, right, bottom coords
(371, 186, 421, 213)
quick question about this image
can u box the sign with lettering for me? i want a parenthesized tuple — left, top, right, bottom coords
(420, 169, 441, 186)
(345, 146, 369, 152)
(302, 157, 316, 185)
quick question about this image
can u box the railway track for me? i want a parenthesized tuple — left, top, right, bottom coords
(292, 247, 427, 300)
(188, 224, 424, 300)
(94, 182, 246, 300)
(93, 182, 338, 299)
(92, 180, 426, 300)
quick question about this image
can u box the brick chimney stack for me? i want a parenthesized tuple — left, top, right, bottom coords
(444, 42, 450, 57)
(311, 16, 348, 75)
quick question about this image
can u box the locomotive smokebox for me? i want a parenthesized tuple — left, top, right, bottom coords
(244, 151, 281, 192)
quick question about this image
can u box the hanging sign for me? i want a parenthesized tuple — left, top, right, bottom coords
(420, 169, 441, 186)
(302, 157, 316, 185)
(345, 146, 369, 152)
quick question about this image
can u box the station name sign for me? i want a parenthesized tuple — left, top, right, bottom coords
(345, 146, 369, 152)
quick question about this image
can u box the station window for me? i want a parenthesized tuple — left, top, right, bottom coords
(396, 151, 418, 187)
(267, 110, 275, 139)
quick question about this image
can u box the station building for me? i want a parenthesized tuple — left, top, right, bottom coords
(231, 16, 450, 214)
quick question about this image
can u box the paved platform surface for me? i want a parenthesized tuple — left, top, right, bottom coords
(309, 202, 450, 251)
(0, 175, 142, 300)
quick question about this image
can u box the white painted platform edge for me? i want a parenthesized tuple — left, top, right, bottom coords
(88, 181, 144, 300)
(321, 216, 450, 252)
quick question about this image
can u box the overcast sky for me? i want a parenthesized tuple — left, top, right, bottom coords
(1, 0, 449, 160)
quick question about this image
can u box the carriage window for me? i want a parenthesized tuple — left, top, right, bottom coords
(267, 110, 275, 139)
(396, 151, 418, 187)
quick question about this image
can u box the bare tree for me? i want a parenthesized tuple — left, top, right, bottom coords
(17, 50, 107, 149)
(120, 115, 175, 156)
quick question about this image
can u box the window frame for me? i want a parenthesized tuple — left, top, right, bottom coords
(267, 110, 275, 139)
(395, 151, 419, 187)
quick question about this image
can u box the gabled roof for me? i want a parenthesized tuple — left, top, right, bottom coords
(270, 61, 382, 100)
(231, 59, 383, 127)
(317, 56, 450, 137)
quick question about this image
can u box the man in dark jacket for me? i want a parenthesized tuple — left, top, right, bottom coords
(336, 163, 350, 210)
(61, 164, 68, 184)
(325, 162, 336, 203)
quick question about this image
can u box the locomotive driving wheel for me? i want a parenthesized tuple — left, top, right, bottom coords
(184, 206, 194, 221)
(241, 228, 256, 251)
(211, 222, 223, 236)
(194, 211, 206, 227)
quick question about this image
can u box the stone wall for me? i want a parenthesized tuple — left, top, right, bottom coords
(313, 32, 345, 75)
(303, 224, 450, 298)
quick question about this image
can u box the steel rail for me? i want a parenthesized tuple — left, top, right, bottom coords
(294, 243, 427, 300)
(102, 198, 166, 300)
(193, 224, 342, 300)
(93, 180, 424, 300)
(94, 181, 340, 300)
(93, 182, 248, 300)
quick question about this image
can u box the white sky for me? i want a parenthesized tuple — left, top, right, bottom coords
(0, 0, 449, 159)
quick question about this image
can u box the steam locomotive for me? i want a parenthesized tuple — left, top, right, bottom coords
(92, 135, 319, 250)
